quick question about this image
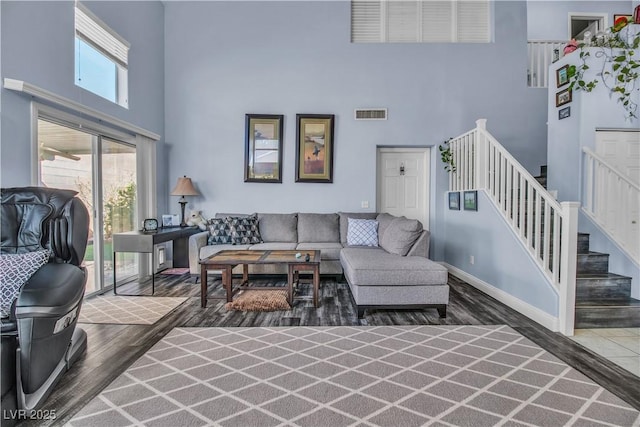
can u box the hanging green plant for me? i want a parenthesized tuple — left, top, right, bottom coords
(567, 23, 640, 119)
(439, 137, 456, 172)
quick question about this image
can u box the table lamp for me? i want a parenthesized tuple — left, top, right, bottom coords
(170, 176, 200, 227)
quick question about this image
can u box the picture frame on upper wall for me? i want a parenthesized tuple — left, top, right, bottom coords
(556, 64, 569, 88)
(448, 192, 460, 210)
(463, 191, 478, 211)
(559, 106, 571, 120)
(556, 88, 572, 107)
(244, 114, 284, 183)
(613, 14, 633, 24)
(295, 114, 335, 183)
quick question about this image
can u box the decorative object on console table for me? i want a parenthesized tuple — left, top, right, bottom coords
(463, 190, 478, 211)
(162, 214, 180, 228)
(245, 114, 284, 183)
(170, 176, 200, 227)
(555, 88, 572, 107)
(448, 192, 460, 210)
(295, 114, 335, 183)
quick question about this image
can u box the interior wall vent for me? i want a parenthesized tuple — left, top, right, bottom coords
(354, 108, 387, 120)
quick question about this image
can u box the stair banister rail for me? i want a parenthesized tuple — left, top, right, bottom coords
(583, 147, 640, 264)
(449, 119, 579, 335)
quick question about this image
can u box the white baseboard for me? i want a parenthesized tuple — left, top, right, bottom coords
(441, 262, 559, 332)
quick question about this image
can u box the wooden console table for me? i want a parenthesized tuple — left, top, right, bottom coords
(200, 249, 321, 308)
(112, 226, 199, 295)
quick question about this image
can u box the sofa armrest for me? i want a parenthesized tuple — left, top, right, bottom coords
(189, 231, 209, 274)
(406, 230, 430, 258)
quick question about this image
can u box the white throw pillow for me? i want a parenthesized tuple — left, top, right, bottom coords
(0, 250, 50, 318)
(347, 218, 379, 247)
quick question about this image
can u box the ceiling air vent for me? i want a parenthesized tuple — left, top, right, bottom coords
(354, 108, 387, 120)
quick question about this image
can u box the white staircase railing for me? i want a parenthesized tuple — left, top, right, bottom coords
(583, 148, 640, 264)
(528, 40, 566, 88)
(448, 120, 579, 334)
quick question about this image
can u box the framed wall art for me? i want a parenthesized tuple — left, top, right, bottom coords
(559, 106, 571, 120)
(448, 192, 460, 210)
(555, 88, 572, 107)
(463, 190, 478, 211)
(295, 114, 335, 183)
(556, 64, 569, 88)
(245, 114, 284, 183)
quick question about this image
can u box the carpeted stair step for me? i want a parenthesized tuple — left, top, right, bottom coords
(575, 298, 640, 328)
(577, 252, 609, 274)
(576, 273, 632, 301)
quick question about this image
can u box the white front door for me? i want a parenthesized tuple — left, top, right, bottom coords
(377, 148, 430, 229)
(595, 130, 640, 185)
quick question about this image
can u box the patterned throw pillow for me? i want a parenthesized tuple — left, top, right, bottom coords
(347, 218, 379, 247)
(208, 218, 232, 245)
(0, 250, 50, 318)
(227, 215, 263, 245)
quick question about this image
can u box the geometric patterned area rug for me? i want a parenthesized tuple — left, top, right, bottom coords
(67, 325, 640, 426)
(78, 296, 188, 325)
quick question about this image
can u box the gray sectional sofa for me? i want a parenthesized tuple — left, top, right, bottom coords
(188, 212, 449, 318)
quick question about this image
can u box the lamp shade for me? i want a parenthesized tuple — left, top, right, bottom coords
(170, 176, 200, 196)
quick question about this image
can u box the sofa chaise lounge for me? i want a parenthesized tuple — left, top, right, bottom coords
(188, 212, 449, 318)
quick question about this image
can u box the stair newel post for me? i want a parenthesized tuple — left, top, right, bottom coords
(558, 201, 580, 336)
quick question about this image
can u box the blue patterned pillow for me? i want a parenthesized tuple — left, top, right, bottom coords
(207, 218, 232, 245)
(227, 215, 262, 245)
(347, 218, 379, 247)
(0, 250, 50, 318)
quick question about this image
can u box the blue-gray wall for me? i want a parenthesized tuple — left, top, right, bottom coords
(527, 1, 632, 40)
(0, 1, 165, 187)
(444, 190, 559, 316)
(164, 0, 548, 262)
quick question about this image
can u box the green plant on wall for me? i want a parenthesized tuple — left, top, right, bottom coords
(567, 23, 640, 119)
(438, 138, 456, 172)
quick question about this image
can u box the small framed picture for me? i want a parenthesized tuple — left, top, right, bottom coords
(556, 88, 572, 107)
(463, 191, 478, 211)
(559, 106, 571, 120)
(448, 192, 460, 210)
(613, 14, 633, 24)
(162, 214, 180, 228)
(556, 64, 569, 88)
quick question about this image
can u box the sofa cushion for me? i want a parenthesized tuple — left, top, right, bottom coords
(258, 213, 297, 243)
(297, 213, 339, 243)
(338, 212, 378, 244)
(379, 216, 423, 256)
(376, 213, 396, 242)
(248, 243, 297, 251)
(341, 247, 447, 286)
(207, 218, 232, 245)
(296, 243, 343, 260)
(347, 218, 378, 247)
(228, 215, 262, 245)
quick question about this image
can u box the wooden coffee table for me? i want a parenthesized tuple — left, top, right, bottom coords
(199, 249, 321, 308)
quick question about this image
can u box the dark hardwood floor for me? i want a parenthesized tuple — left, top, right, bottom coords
(19, 273, 640, 426)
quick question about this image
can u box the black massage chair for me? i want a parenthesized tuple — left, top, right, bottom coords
(1, 187, 89, 426)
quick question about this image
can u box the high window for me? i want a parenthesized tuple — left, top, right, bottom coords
(75, 3, 129, 107)
(351, 0, 491, 43)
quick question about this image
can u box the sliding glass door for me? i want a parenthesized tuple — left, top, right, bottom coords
(37, 118, 138, 295)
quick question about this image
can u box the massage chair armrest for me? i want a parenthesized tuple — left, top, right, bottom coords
(15, 263, 86, 319)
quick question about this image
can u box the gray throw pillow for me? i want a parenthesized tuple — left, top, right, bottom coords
(376, 213, 396, 242)
(207, 218, 232, 245)
(0, 250, 50, 318)
(379, 217, 423, 256)
(227, 215, 263, 245)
